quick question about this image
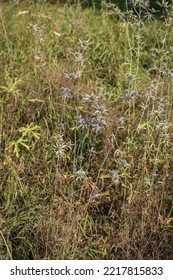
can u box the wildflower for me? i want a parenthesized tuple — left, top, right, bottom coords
(91, 118, 107, 133)
(144, 177, 152, 187)
(149, 82, 157, 93)
(151, 52, 156, 60)
(156, 121, 168, 131)
(123, 89, 131, 100)
(76, 154, 84, 163)
(53, 134, 72, 160)
(117, 117, 125, 127)
(98, 119, 107, 126)
(59, 87, 71, 99)
(79, 39, 91, 51)
(125, 73, 135, 80)
(117, 159, 130, 169)
(72, 51, 83, 65)
(92, 105, 108, 116)
(123, 89, 139, 100)
(92, 123, 103, 133)
(72, 169, 87, 181)
(154, 105, 164, 115)
(81, 93, 103, 103)
(65, 72, 80, 80)
(109, 170, 119, 183)
(28, 23, 43, 35)
(130, 91, 139, 97)
(59, 123, 65, 130)
(125, 73, 139, 82)
(76, 116, 88, 130)
(168, 70, 173, 78)
(81, 93, 97, 103)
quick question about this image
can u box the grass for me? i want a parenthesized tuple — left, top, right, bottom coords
(0, 0, 173, 260)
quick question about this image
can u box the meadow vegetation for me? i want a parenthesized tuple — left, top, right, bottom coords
(0, 0, 173, 259)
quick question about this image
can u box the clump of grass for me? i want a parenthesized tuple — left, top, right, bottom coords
(0, 0, 173, 260)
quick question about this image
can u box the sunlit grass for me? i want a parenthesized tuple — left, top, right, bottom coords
(0, 1, 173, 260)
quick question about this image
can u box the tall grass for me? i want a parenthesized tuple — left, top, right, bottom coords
(0, 0, 173, 259)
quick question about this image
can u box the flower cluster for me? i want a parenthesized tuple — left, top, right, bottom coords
(123, 89, 139, 100)
(72, 169, 87, 181)
(76, 93, 108, 133)
(81, 93, 103, 103)
(117, 159, 130, 169)
(28, 23, 43, 35)
(76, 115, 88, 130)
(65, 72, 80, 80)
(59, 87, 71, 99)
(117, 116, 125, 128)
(53, 134, 73, 160)
(168, 69, 173, 79)
(109, 170, 119, 183)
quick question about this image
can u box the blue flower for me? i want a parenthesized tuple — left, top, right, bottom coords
(81, 94, 97, 103)
(123, 89, 139, 100)
(109, 170, 119, 183)
(118, 117, 125, 127)
(65, 72, 80, 80)
(76, 116, 88, 129)
(59, 87, 71, 99)
(72, 169, 87, 181)
(92, 105, 108, 116)
(99, 119, 107, 126)
(130, 91, 139, 97)
(92, 123, 103, 133)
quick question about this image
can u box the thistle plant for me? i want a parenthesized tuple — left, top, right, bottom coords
(1, 0, 173, 261)
(53, 134, 73, 161)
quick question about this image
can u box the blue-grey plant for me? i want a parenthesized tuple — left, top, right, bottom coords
(76, 115, 88, 130)
(109, 170, 119, 183)
(91, 123, 103, 133)
(28, 23, 43, 35)
(78, 39, 91, 51)
(117, 159, 130, 169)
(167, 69, 173, 79)
(117, 116, 125, 127)
(72, 169, 87, 181)
(81, 93, 101, 103)
(123, 89, 139, 100)
(65, 72, 80, 80)
(72, 51, 84, 65)
(60, 87, 72, 99)
(53, 134, 73, 161)
(92, 105, 108, 116)
(91, 117, 107, 133)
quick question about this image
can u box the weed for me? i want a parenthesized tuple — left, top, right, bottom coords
(0, 0, 173, 260)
